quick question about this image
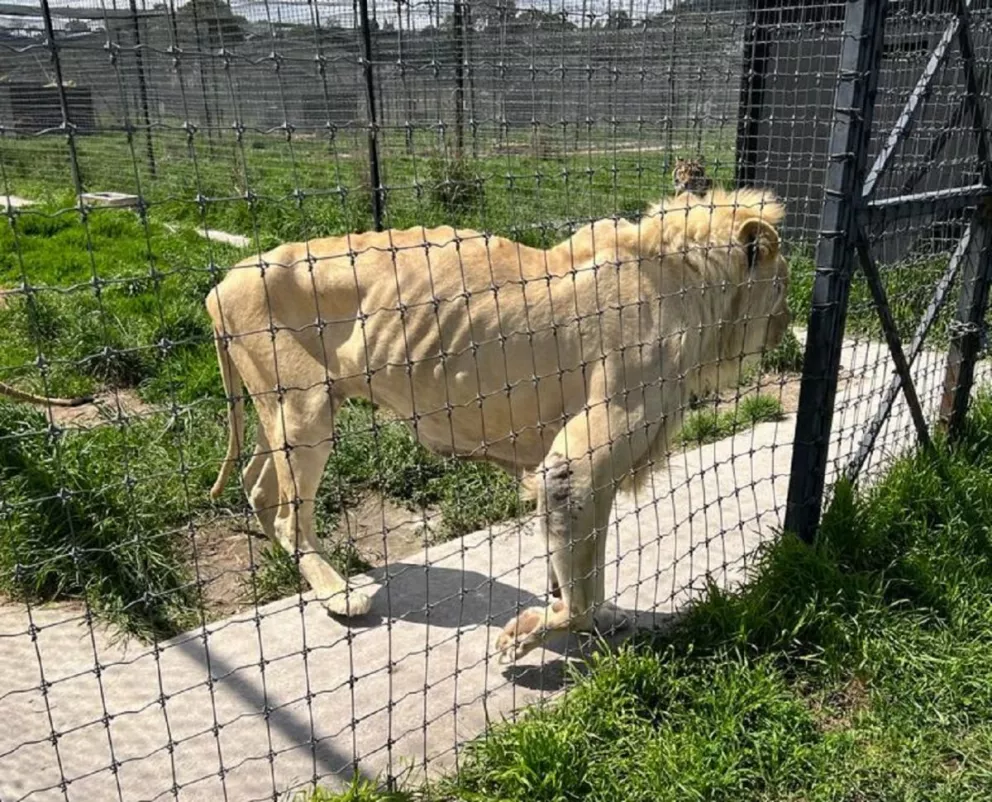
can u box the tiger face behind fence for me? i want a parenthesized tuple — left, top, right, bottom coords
(205, 187, 789, 661)
(672, 157, 713, 196)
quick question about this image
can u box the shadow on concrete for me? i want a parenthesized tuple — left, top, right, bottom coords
(173, 634, 374, 790)
(338, 562, 547, 630)
(500, 608, 679, 692)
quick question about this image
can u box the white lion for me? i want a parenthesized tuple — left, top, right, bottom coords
(206, 187, 790, 660)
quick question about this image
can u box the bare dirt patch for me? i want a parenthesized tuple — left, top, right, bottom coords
(812, 676, 871, 732)
(0, 595, 87, 622)
(44, 388, 160, 429)
(329, 493, 433, 568)
(192, 514, 265, 621)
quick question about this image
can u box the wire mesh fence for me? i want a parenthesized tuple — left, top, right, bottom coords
(0, 0, 990, 799)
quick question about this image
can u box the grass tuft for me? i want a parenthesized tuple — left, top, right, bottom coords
(759, 327, 805, 374)
(425, 152, 486, 216)
(679, 393, 785, 447)
(247, 542, 374, 606)
(292, 777, 413, 802)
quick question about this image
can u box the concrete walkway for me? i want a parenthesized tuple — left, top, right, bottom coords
(2, 330, 987, 802)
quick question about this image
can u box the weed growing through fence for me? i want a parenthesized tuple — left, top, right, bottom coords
(304, 389, 992, 801)
(679, 394, 785, 447)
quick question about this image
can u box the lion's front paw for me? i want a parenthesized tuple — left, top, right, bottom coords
(495, 601, 575, 663)
(495, 605, 546, 663)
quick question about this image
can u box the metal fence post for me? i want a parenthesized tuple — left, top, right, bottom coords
(453, 0, 466, 158)
(129, 0, 157, 178)
(357, 0, 385, 231)
(176, 1, 215, 152)
(939, 201, 992, 437)
(734, 0, 772, 188)
(938, 0, 992, 439)
(464, 1, 478, 159)
(39, 0, 83, 197)
(784, 0, 888, 543)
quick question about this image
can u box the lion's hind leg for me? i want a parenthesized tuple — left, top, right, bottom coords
(267, 387, 372, 617)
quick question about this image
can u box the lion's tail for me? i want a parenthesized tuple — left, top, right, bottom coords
(210, 327, 246, 500)
(0, 381, 93, 407)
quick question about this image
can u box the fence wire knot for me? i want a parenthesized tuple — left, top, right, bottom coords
(948, 319, 988, 353)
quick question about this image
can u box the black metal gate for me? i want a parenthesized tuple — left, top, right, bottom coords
(781, 0, 992, 540)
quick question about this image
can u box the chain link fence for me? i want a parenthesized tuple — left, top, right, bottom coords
(0, 0, 990, 799)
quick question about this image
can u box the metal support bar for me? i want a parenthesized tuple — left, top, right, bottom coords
(847, 224, 973, 479)
(357, 0, 384, 231)
(854, 228, 934, 449)
(452, 0, 465, 157)
(939, 0, 992, 437)
(129, 0, 157, 179)
(785, 0, 887, 543)
(940, 201, 992, 436)
(39, 0, 83, 197)
(861, 4, 965, 200)
(734, 0, 773, 188)
(863, 184, 992, 225)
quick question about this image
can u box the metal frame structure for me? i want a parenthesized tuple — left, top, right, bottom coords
(784, 0, 992, 542)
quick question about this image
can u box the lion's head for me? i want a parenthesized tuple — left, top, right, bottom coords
(643, 187, 791, 396)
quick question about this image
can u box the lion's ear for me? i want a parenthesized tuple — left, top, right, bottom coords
(735, 218, 780, 264)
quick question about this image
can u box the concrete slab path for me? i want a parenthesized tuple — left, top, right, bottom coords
(2, 329, 987, 802)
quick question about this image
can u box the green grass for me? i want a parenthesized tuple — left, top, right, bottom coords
(0, 400, 230, 639)
(319, 400, 531, 539)
(785, 241, 959, 347)
(758, 327, 805, 374)
(679, 394, 786, 447)
(0, 207, 244, 403)
(0, 130, 736, 249)
(300, 388, 992, 802)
